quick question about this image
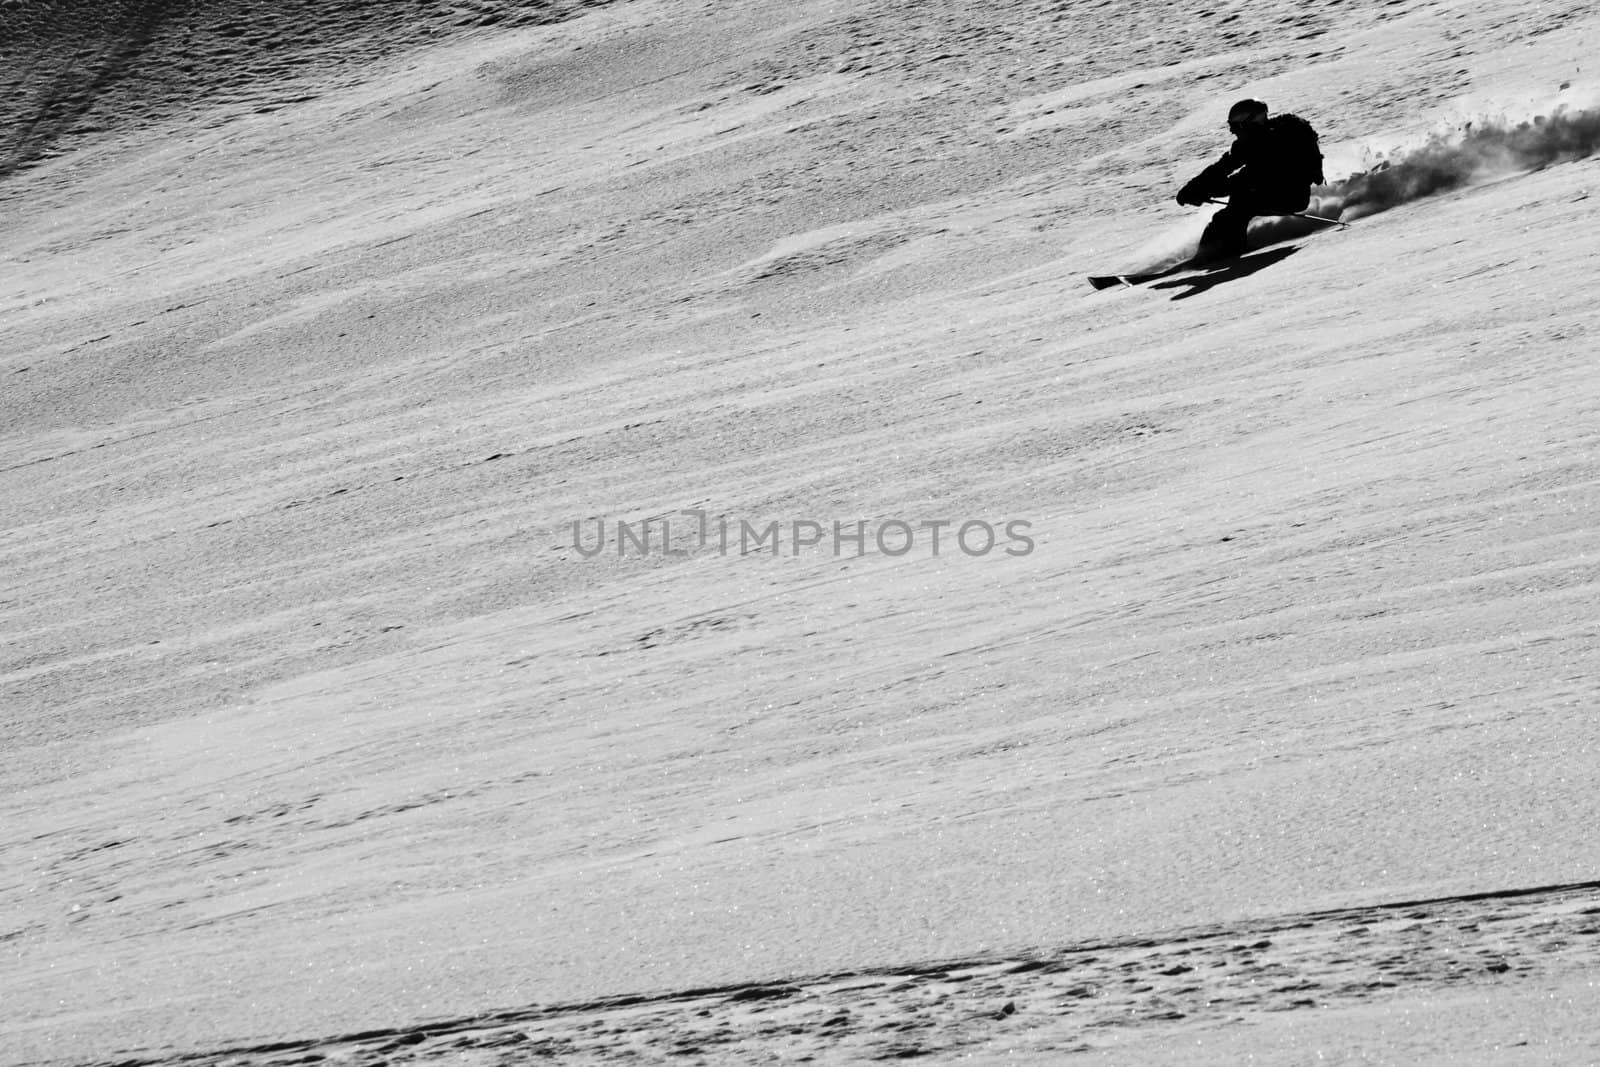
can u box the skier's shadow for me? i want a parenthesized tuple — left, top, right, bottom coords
(1152, 245, 1300, 299)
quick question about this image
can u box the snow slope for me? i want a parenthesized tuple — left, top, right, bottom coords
(4, 0, 1600, 1060)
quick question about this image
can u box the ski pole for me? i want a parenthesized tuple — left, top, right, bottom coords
(1205, 198, 1348, 228)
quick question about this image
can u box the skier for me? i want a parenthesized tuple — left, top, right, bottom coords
(1176, 99, 1325, 261)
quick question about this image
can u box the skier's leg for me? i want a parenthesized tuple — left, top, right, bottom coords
(1197, 202, 1251, 261)
(1271, 186, 1312, 214)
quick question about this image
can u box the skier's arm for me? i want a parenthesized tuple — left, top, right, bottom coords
(1192, 151, 1241, 197)
(1177, 151, 1238, 205)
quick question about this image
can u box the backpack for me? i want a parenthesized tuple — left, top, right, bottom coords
(1270, 113, 1325, 185)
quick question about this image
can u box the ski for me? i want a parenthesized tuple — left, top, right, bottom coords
(1086, 258, 1206, 290)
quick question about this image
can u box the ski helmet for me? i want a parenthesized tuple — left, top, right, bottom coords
(1228, 99, 1269, 122)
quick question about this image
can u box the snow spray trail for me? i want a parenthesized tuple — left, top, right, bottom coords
(1333, 106, 1600, 218)
(1249, 105, 1600, 247)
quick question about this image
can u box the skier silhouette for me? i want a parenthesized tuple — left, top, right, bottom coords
(1176, 99, 1325, 261)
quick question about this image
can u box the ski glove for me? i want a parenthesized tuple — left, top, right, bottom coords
(1175, 181, 1208, 207)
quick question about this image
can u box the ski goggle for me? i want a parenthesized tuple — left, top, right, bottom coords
(1228, 114, 1266, 131)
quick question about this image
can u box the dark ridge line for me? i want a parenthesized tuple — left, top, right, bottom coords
(0, 0, 180, 181)
(57, 877, 1600, 1067)
(0, 0, 636, 183)
(1298, 875, 1600, 918)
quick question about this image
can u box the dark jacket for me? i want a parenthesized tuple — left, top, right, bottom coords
(1186, 114, 1324, 201)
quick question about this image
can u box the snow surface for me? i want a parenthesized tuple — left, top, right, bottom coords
(3, 0, 1600, 1061)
